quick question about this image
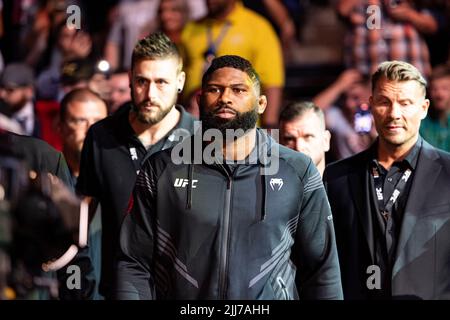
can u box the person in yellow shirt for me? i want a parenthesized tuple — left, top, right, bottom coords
(181, 0, 284, 128)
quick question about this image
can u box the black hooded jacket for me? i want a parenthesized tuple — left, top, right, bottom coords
(115, 129, 343, 300)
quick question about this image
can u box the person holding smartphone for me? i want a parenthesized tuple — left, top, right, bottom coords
(313, 69, 377, 162)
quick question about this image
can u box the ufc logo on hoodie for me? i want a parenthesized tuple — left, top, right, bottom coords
(174, 178, 198, 188)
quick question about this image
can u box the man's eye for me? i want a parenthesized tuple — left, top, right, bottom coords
(400, 101, 411, 107)
(233, 88, 245, 94)
(136, 78, 146, 86)
(67, 118, 88, 127)
(207, 87, 220, 93)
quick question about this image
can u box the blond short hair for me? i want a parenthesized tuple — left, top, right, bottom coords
(371, 61, 427, 96)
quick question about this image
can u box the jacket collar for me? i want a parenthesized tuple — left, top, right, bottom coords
(347, 148, 376, 263)
(392, 139, 442, 275)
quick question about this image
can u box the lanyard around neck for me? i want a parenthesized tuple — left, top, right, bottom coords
(204, 21, 232, 60)
(371, 163, 412, 220)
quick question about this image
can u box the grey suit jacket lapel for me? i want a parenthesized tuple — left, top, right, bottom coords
(348, 153, 375, 263)
(392, 141, 441, 276)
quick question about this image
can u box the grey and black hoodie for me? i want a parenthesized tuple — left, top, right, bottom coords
(115, 129, 343, 300)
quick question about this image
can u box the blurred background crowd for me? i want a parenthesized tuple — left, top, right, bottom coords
(0, 0, 449, 161)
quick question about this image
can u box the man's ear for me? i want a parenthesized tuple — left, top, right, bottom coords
(257, 95, 267, 115)
(420, 98, 430, 120)
(323, 130, 331, 152)
(177, 71, 186, 93)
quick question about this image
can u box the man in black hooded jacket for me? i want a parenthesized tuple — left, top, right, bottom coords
(115, 55, 343, 300)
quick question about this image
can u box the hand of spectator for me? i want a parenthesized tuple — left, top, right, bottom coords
(69, 31, 92, 59)
(388, 2, 415, 23)
(313, 69, 363, 110)
(349, 12, 366, 25)
(336, 69, 362, 90)
(388, 1, 438, 34)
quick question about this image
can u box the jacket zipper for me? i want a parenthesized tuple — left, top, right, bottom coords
(219, 167, 232, 299)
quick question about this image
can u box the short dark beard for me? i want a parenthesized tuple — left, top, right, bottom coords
(200, 105, 258, 137)
(131, 101, 172, 125)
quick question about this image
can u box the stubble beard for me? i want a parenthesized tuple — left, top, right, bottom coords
(131, 95, 176, 125)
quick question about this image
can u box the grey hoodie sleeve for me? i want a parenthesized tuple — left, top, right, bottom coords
(294, 160, 343, 300)
(115, 164, 157, 300)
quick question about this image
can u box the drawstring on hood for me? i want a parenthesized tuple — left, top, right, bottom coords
(185, 134, 197, 210)
(259, 130, 273, 221)
(186, 163, 194, 210)
(261, 173, 267, 221)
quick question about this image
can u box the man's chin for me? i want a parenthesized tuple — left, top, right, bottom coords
(214, 115, 236, 125)
(137, 116, 159, 125)
(384, 136, 408, 146)
(136, 110, 166, 125)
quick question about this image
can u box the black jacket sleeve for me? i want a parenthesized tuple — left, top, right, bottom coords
(115, 163, 157, 300)
(294, 160, 343, 299)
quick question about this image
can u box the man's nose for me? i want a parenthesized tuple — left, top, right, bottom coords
(218, 87, 233, 104)
(388, 102, 402, 119)
(146, 82, 158, 99)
